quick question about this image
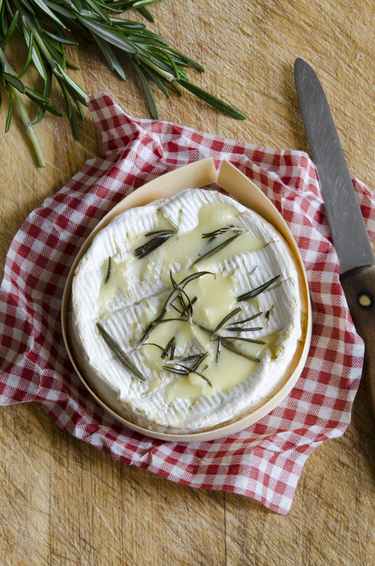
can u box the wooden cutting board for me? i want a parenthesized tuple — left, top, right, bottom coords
(1, 1, 375, 564)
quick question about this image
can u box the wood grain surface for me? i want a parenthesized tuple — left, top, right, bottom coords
(1, 1, 375, 564)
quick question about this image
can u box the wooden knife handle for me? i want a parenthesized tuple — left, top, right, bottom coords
(340, 264, 375, 422)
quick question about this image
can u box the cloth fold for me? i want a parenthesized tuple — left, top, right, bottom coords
(1, 91, 373, 515)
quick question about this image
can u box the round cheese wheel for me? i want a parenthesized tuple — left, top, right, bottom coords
(70, 189, 303, 434)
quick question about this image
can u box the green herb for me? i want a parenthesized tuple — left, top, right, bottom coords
(105, 256, 112, 283)
(219, 338, 261, 363)
(215, 337, 222, 363)
(226, 312, 263, 326)
(209, 307, 266, 362)
(169, 352, 208, 371)
(138, 316, 189, 345)
(202, 225, 243, 241)
(157, 271, 213, 322)
(192, 233, 241, 265)
(139, 342, 169, 357)
(134, 230, 175, 258)
(210, 307, 242, 337)
(224, 325, 263, 332)
(163, 354, 212, 387)
(96, 322, 145, 381)
(265, 305, 274, 320)
(237, 275, 281, 301)
(164, 336, 176, 359)
(0, 0, 246, 166)
(214, 335, 266, 345)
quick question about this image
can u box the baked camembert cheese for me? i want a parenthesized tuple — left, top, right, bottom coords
(70, 189, 303, 433)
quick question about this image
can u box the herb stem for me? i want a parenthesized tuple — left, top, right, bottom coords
(0, 48, 45, 166)
(97, 322, 146, 381)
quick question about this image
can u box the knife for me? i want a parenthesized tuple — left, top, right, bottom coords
(294, 57, 375, 423)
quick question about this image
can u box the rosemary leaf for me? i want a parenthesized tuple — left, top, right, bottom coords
(226, 311, 263, 326)
(137, 6, 154, 22)
(237, 275, 281, 301)
(215, 337, 222, 363)
(0, 8, 18, 47)
(163, 360, 212, 387)
(265, 305, 274, 320)
(3, 72, 24, 92)
(169, 352, 208, 370)
(211, 307, 242, 337)
(18, 28, 33, 78)
(104, 256, 112, 283)
(191, 370, 212, 387)
(224, 326, 263, 332)
(192, 233, 241, 265)
(131, 57, 159, 119)
(96, 322, 146, 381)
(137, 317, 189, 345)
(218, 336, 266, 345)
(178, 78, 246, 120)
(202, 225, 243, 241)
(163, 336, 176, 359)
(134, 229, 174, 258)
(139, 342, 169, 357)
(5, 83, 12, 131)
(176, 271, 214, 289)
(219, 339, 261, 363)
(146, 229, 175, 236)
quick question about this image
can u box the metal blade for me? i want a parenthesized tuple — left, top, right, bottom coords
(294, 58, 374, 274)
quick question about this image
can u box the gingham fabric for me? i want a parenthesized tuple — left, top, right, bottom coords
(1, 92, 373, 515)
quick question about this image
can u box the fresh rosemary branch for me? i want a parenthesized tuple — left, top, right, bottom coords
(0, 0, 246, 165)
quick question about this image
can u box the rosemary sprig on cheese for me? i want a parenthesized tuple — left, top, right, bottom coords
(193, 232, 242, 265)
(202, 225, 243, 241)
(134, 230, 175, 258)
(137, 270, 213, 344)
(105, 257, 112, 283)
(163, 352, 212, 387)
(96, 322, 145, 381)
(217, 339, 261, 363)
(237, 275, 281, 301)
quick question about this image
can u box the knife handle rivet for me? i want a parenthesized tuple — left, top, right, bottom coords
(358, 293, 373, 309)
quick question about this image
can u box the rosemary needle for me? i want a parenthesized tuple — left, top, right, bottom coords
(105, 257, 112, 283)
(237, 275, 281, 301)
(202, 225, 243, 241)
(96, 322, 145, 381)
(134, 230, 175, 258)
(211, 307, 242, 337)
(192, 233, 241, 265)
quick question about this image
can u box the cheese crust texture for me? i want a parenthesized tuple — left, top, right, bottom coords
(70, 189, 303, 434)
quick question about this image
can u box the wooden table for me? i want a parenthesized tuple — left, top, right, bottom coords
(1, 1, 375, 564)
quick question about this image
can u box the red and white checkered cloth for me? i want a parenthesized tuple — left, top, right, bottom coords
(1, 92, 374, 515)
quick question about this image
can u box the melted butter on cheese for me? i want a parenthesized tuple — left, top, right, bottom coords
(71, 189, 302, 433)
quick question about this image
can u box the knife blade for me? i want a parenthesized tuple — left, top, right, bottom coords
(294, 57, 375, 423)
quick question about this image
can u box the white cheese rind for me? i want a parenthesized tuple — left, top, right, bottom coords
(70, 189, 302, 433)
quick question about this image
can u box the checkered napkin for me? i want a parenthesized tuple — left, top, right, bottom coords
(1, 92, 374, 515)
